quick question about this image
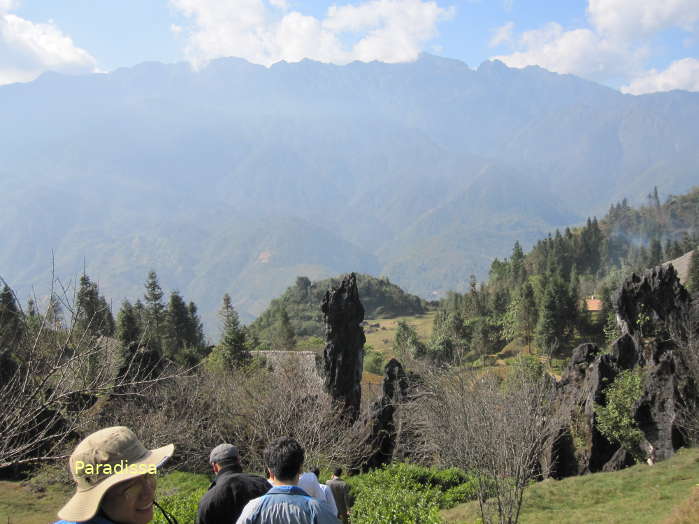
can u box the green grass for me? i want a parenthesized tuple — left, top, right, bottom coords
(441, 447, 699, 524)
(0, 480, 72, 524)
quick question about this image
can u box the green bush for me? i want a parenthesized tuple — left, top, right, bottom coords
(153, 487, 207, 524)
(349, 485, 443, 524)
(431, 467, 470, 490)
(364, 350, 385, 374)
(152, 471, 210, 524)
(346, 463, 479, 521)
(594, 369, 645, 460)
(441, 481, 479, 509)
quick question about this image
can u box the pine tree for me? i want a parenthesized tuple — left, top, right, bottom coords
(535, 276, 573, 354)
(75, 275, 114, 337)
(187, 301, 205, 349)
(519, 282, 538, 352)
(25, 298, 41, 332)
(76, 274, 101, 335)
(535, 283, 558, 354)
(98, 299, 114, 337)
(143, 270, 165, 345)
(163, 291, 190, 361)
(212, 293, 249, 368)
(116, 300, 141, 348)
(649, 238, 663, 266)
(0, 285, 23, 352)
(688, 249, 699, 294)
(511, 241, 526, 286)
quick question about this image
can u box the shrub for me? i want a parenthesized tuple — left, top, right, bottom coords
(364, 350, 385, 374)
(346, 463, 479, 520)
(349, 485, 443, 524)
(441, 481, 479, 509)
(594, 369, 645, 460)
(153, 486, 207, 524)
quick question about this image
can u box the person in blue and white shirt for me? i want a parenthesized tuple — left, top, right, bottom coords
(236, 437, 339, 524)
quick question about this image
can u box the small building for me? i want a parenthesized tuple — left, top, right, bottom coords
(585, 296, 603, 312)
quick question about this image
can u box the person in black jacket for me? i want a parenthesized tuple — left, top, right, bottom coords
(197, 443, 270, 524)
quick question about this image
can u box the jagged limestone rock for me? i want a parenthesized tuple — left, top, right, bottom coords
(322, 273, 365, 422)
(355, 358, 408, 472)
(549, 264, 696, 477)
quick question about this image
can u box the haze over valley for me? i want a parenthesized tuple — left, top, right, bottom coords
(2, 54, 699, 327)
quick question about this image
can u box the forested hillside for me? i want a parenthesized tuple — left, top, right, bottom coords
(393, 186, 699, 365)
(247, 273, 427, 349)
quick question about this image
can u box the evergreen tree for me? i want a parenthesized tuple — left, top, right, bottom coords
(0, 285, 23, 352)
(143, 270, 165, 345)
(518, 282, 538, 352)
(649, 238, 663, 266)
(25, 298, 41, 332)
(511, 241, 526, 286)
(688, 249, 699, 293)
(535, 283, 558, 354)
(75, 274, 101, 335)
(116, 300, 141, 348)
(163, 291, 190, 361)
(187, 301, 206, 349)
(75, 274, 114, 337)
(535, 276, 574, 354)
(211, 293, 250, 368)
(270, 308, 296, 350)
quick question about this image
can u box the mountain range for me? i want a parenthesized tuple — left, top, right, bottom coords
(2, 54, 698, 331)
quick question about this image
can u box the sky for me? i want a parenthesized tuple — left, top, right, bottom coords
(1, 0, 698, 94)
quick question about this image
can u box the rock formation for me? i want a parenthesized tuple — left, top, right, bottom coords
(322, 273, 365, 422)
(548, 264, 697, 478)
(355, 358, 409, 472)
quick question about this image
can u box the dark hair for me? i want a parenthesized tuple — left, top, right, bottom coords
(263, 437, 304, 481)
(311, 467, 320, 477)
(333, 467, 343, 477)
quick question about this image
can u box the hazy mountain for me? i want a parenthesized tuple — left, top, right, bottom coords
(2, 54, 698, 331)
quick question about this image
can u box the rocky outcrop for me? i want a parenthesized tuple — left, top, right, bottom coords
(549, 264, 696, 478)
(355, 358, 409, 472)
(322, 273, 365, 422)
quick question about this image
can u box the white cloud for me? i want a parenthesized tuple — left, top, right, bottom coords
(588, 0, 699, 40)
(622, 57, 699, 94)
(490, 21, 514, 47)
(491, 0, 699, 91)
(170, 0, 453, 68)
(0, 10, 97, 85)
(492, 22, 645, 81)
(0, 0, 19, 13)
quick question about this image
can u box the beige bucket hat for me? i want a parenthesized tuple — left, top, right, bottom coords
(57, 426, 174, 522)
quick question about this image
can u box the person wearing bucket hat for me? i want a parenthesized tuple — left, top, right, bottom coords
(53, 426, 176, 524)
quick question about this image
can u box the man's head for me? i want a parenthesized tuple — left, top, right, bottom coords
(209, 443, 239, 473)
(333, 467, 342, 477)
(311, 467, 320, 478)
(263, 437, 304, 483)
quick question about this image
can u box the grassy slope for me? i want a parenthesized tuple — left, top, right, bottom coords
(442, 447, 699, 524)
(0, 480, 71, 524)
(363, 311, 436, 358)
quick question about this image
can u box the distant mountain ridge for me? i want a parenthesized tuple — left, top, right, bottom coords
(2, 54, 698, 331)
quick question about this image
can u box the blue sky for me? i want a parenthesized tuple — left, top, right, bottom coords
(2, 0, 698, 94)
